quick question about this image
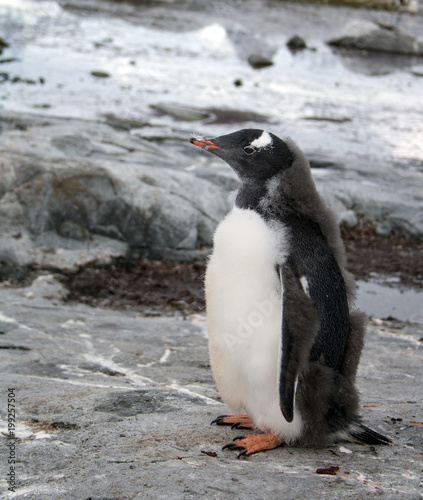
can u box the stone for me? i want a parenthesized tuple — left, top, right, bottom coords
(286, 34, 307, 53)
(0, 284, 422, 498)
(339, 210, 358, 228)
(411, 65, 423, 77)
(0, 112, 231, 270)
(309, 153, 423, 241)
(247, 53, 274, 69)
(21, 274, 69, 301)
(327, 19, 423, 56)
(226, 26, 277, 68)
(0, 37, 8, 54)
(103, 113, 147, 131)
(91, 70, 110, 78)
(0, 110, 422, 279)
(150, 103, 210, 122)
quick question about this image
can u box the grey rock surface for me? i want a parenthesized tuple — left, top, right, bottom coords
(0, 284, 422, 499)
(0, 112, 233, 269)
(1, 111, 422, 275)
(327, 19, 423, 56)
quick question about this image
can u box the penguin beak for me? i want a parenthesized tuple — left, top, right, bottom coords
(189, 137, 220, 151)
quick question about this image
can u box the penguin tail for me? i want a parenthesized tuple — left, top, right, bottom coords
(346, 420, 391, 445)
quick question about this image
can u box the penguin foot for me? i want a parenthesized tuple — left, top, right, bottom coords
(222, 432, 283, 458)
(211, 414, 254, 429)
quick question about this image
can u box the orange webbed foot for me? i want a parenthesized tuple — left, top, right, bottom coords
(211, 414, 254, 430)
(222, 432, 283, 458)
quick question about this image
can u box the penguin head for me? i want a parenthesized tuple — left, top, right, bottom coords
(190, 129, 294, 182)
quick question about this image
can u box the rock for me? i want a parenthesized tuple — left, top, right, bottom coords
(131, 125, 190, 141)
(247, 53, 274, 69)
(286, 34, 307, 53)
(327, 19, 423, 56)
(204, 107, 271, 125)
(0, 112, 231, 271)
(94, 388, 208, 417)
(308, 153, 423, 241)
(21, 274, 69, 301)
(375, 220, 393, 238)
(91, 70, 110, 78)
(150, 103, 210, 122)
(226, 26, 276, 68)
(339, 210, 358, 228)
(233, 78, 243, 87)
(0, 110, 422, 278)
(0, 285, 422, 498)
(0, 37, 8, 54)
(51, 135, 96, 156)
(411, 65, 423, 77)
(103, 113, 146, 131)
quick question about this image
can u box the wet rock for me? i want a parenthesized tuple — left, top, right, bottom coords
(0, 110, 422, 278)
(339, 210, 358, 228)
(0, 57, 19, 64)
(302, 115, 352, 123)
(226, 27, 276, 68)
(247, 53, 274, 69)
(308, 153, 423, 241)
(58, 220, 91, 240)
(91, 70, 111, 78)
(205, 107, 271, 125)
(131, 125, 189, 141)
(103, 113, 146, 131)
(327, 19, 423, 56)
(374, 220, 393, 238)
(0, 249, 31, 283)
(411, 65, 423, 77)
(95, 388, 208, 417)
(10, 75, 36, 84)
(286, 34, 307, 53)
(150, 103, 210, 122)
(0, 284, 422, 499)
(21, 274, 69, 301)
(0, 112, 230, 270)
(0, 37, 8, 54)
(51, 135, 96, 156)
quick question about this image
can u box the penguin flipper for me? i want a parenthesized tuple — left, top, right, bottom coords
(279, 263, 319, 423)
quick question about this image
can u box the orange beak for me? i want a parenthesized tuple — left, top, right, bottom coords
(190, 138, 220, 150)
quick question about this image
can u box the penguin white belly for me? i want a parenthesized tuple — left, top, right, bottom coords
(205, 207, 303, 442)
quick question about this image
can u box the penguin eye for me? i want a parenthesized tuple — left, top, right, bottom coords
(243, 146, 256, 155)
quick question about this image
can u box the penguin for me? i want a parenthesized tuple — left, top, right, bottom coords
(190, 129, 391, 457)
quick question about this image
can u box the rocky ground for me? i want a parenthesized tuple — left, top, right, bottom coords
(1, 0, 423, 498)
(0, 283, 422, 500)
(60, 218, 423, 318)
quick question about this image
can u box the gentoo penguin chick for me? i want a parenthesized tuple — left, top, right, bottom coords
(190, 129, 390, 457)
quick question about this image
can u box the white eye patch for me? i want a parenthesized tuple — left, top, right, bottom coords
(250, 131, 273, 149)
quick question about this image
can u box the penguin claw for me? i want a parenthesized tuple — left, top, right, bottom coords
(231, 422, 250, 430)
(236, 449, 248, 459)
(222, 433, 283, 457)
(211, 414, 254, 429)
(222, 442, 244, 452)
(221, 435, 247, 452)
(211, 415, 229, 425)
